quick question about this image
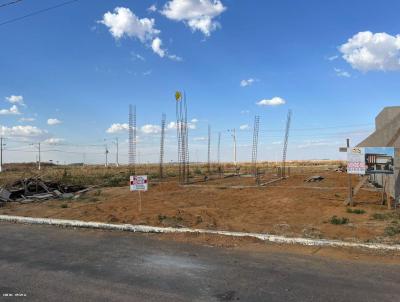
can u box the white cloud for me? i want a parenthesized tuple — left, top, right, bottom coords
(151, 37, 182, 60)
(161, 0, 226, 36)
(148, 4, 157, 13)
(99, 7, 160, 41)
(168, 54, 183, 61)
(141, 124, 161, 134)
(5, 95, 24, 105)
(99, 7, 181, 60)
(167, 121, 197, 130)
(143, 70, 152, 76)
(131, 52, 145, 61)
(339, 31, 400, 72)
(44, 138, 65, 144)
(19, 117, 35, 122)
(191, 118, 199, 123)
(239, 124, 249, 130)
(297, 139, 340, 149)
(167, 121, 176, 130)
(151, 37, 166, 57)
(0, 105, 20, 115)
(256, 97, 286, 106)
(193, 136, 207, 141)
(106, 123, 129, 133)
(240, 110, 250, 115)
(188, 122, 197, 130)
(0, 125, 45, 137)
(47, 118, 62, 126)
(327, 55, 338, 61)
(334, 68, 351, 78)
(240, 78, 256, 87)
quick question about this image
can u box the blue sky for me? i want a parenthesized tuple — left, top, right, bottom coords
(1, 0, 400, 164)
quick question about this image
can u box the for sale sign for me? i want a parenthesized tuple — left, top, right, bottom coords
(130, 175, 148, 191)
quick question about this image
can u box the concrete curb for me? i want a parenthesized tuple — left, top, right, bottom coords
(1, 215, 400, 251)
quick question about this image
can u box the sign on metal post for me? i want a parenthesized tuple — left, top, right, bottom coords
(130, 175, 148, 212)
(130, 175, 148, 191)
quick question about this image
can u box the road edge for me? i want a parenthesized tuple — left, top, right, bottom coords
(1, 214, 400, 251)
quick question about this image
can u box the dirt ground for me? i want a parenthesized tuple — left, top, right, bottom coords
(1, 170, 400, 247)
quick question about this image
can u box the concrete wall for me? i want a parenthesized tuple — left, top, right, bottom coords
(357, 107, 400, 202)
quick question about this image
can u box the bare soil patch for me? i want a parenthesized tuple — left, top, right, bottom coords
(1, 170, 399, 247)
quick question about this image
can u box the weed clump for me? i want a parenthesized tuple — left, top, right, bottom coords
(384, 224, 400, 236)
(61, 204, 68, 208)
(371, 212, 400, 221)
(330, 216, 349, 225)
(346, 208, 366, 214)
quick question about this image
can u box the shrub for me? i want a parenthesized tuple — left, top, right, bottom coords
(384, 225, 400, 236)
(372, 212, 400, 221)
(104, 175, 126, 187)
(61, 203, 68, 208)
(330, 216, 349, 225)
(194, 168, 202, 175)
(372, 213, 387, 220)
(346, 208, 366, 214)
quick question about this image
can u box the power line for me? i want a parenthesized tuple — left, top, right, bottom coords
(0, 0, 79, 27)
(210, 123, 373, 134)
(0, 0, 23, 9)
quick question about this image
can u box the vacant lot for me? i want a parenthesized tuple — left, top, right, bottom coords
(1, 167, 399, 245)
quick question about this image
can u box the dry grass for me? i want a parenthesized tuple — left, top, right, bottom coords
(0, 160, 344, 188)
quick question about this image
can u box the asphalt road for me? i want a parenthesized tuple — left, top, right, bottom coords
(0, 223, 399, 302)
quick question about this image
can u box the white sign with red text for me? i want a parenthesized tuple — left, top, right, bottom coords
(347, 148, 366, 175)
(130, 175, 148, 191)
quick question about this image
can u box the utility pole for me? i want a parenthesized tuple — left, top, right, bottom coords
(229, 129, 237, 168)
(0, 137, 3, 173)
(115, 137, 119, 167)
(38, 142, 41, 171)
(207, 124, 211, 174)
(30, 142, 42, 170)
(217, 132, 221, 166)
(105, 143, 109, 168)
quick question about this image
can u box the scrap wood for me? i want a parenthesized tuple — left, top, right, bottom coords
(304, 175, 324, 182)
(259, 178, 284, 186)
(0, 177, 89, 203)
(353, 176, 369, 196)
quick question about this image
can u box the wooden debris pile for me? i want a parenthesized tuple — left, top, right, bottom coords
(0, 178, 90, 204)
(304, 175, 325, 182)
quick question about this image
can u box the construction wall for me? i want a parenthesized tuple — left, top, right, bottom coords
(357, 107, 400, 202)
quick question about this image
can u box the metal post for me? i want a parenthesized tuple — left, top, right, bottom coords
(159, 113, 166, 179)
(347, 138, 353, 206)
(251, 116, 260, 177)
(281, 110, 292, 178)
